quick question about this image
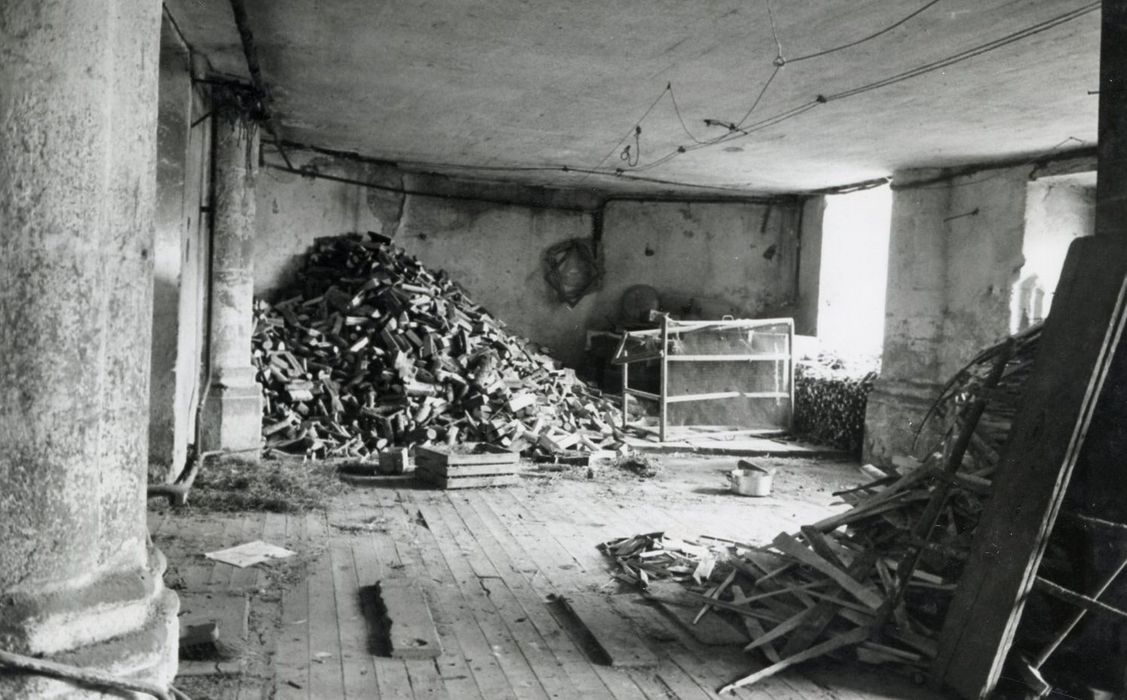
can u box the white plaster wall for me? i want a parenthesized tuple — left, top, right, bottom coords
(1017, 179, 1096, 329)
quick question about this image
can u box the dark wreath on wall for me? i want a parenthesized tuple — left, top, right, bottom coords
(542, 238, 604, 308)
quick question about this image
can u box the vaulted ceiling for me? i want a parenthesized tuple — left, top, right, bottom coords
(165, 0, 1099, 195)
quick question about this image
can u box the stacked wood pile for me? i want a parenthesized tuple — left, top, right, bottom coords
(792, 361, 875, 456)
(601, 324, 1043, 692)
(252, 232, 622, 459)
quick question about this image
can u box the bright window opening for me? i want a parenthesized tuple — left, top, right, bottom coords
(815, 185, 893, 368)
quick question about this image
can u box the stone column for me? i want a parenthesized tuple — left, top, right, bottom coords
(863, 170, 950, 465)
(201, 94, 265, 453)
(0, 2, 178, 696)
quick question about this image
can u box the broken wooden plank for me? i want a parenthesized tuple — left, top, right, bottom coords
(562, 593, 659, 668)
(649, 597, 749, 647)
(1033, 576, 1127, 622)
(732, 584, 780, 663)
(720, 625, 872, 693)
(772, 533, 883, 610)
(781, 551, 878, 658)
(379, 579, 442, 659)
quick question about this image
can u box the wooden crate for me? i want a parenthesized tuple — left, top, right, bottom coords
(415, 444, 519, 490)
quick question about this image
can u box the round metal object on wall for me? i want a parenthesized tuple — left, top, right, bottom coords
(620, 284, 660, 323)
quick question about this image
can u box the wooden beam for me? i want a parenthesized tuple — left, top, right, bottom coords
(931, 236, 1127, 699)
(1033, 577, 1127, 624)
(1096, 0, 1127, 238)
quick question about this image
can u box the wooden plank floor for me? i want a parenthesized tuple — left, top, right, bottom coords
(155, 455, 953, 699)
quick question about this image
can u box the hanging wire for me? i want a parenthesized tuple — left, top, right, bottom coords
(669, 84, 709, 144)
(765, 0, 785, 64)
(612, 1, 1097, 176)
(620, 126, 642, 167)
(787, 0, 943, 64)
(825, 2, 1098, 102)
(580, 84, 671, 181)
(735, 64, 782, 128)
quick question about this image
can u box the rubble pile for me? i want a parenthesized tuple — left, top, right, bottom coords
(252, 232, 622, 460)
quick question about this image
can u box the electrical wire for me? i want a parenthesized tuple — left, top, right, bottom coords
(620, 126, 642, 166)
(823, 1, 1099, 102)
(259, 143, 779, 201)
(586, 0, 787, 177)
(613, 1, 1098, 176)
(764, 0, 785, 63)
(787, 0, 943, 64)
(735, 64, 782, 128)
(669, 84, 709, 144)
(580, 84, 672, 181)
(629, 99, 822, 173)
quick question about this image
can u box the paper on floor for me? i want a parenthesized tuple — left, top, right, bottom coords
(205, 540, 295, 568)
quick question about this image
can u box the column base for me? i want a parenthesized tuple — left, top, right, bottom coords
(862, 378, 944, 467)
(0, 547, 179, 698)
(201, 367, 263, 453)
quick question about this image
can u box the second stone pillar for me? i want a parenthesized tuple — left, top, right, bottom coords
(202, 94, 264, 453)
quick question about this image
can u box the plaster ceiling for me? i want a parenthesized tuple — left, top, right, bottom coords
(165, 0, 1100, 196)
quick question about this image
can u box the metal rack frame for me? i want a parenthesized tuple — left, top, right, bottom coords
(612, 316, 795, 442)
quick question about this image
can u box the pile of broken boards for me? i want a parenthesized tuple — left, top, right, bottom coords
(600, 323, 1043, 693)
(252, 232, 623, 460)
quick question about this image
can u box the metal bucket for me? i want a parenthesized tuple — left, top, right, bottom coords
(729, 468, 773, 496)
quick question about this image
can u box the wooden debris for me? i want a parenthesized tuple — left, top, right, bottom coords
(252, 232, 623, 459)
(597, 324, 1047, 692)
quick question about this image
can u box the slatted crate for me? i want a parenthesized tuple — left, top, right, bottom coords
(415, 443, 520, 489)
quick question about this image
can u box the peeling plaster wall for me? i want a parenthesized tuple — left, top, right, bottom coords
(254, 149, 808, 370)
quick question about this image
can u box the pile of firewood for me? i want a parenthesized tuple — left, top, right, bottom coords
(252, 232, 623, 459)
(793, 362, 876, 456)
(600, 324, 1043, 692)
